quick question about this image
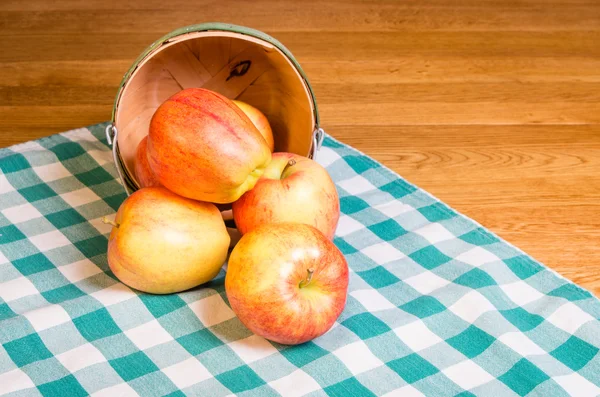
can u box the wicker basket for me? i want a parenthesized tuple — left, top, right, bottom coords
(105, 23, 324, 195)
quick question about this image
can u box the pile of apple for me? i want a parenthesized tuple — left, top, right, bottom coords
(105, 88, 348, 345)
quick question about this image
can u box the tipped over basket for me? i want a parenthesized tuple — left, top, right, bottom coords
(106, 23, 325, 195)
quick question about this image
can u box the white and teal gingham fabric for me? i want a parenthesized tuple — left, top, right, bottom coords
(1, 123, 599, 397)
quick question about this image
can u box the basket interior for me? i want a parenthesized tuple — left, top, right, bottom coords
(114, 31, 315, 184)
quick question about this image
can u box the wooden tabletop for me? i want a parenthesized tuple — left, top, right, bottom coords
(2, 0, 599, 295)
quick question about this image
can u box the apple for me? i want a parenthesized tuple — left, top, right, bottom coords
(232, 152, 340, 240)
(232, 100, 275, 152)
(134, 136, 161, 188)
(147, 88, 271, 203)
(105, 187, 230, 294)
(225, 223, 348, 345)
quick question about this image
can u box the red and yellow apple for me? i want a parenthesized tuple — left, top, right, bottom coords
(232, 152, 340, 240)
(147, 88, 272, 203)
(134, 136, 161, 188)
(106, 187, 230, 294)
(225, 223, 348, 345)
(232, 100, 275, 152)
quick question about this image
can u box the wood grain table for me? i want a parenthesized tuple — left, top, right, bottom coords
(1, 0, 599, 295)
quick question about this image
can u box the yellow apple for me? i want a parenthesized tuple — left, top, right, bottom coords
(232, 100, 275, 152)
(106, 187, 230, 294)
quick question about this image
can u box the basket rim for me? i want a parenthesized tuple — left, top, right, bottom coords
(110, 22, 319, 127)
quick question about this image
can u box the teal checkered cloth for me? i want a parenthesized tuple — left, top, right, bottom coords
(1, 123, 599, 397)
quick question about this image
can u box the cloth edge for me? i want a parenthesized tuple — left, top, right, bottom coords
(323, 132, 599, 303)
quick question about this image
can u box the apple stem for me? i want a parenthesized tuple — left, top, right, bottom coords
(282, 158, 296, 175)
(299, 268, 315, 288)
(102, 216, 120, 228)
